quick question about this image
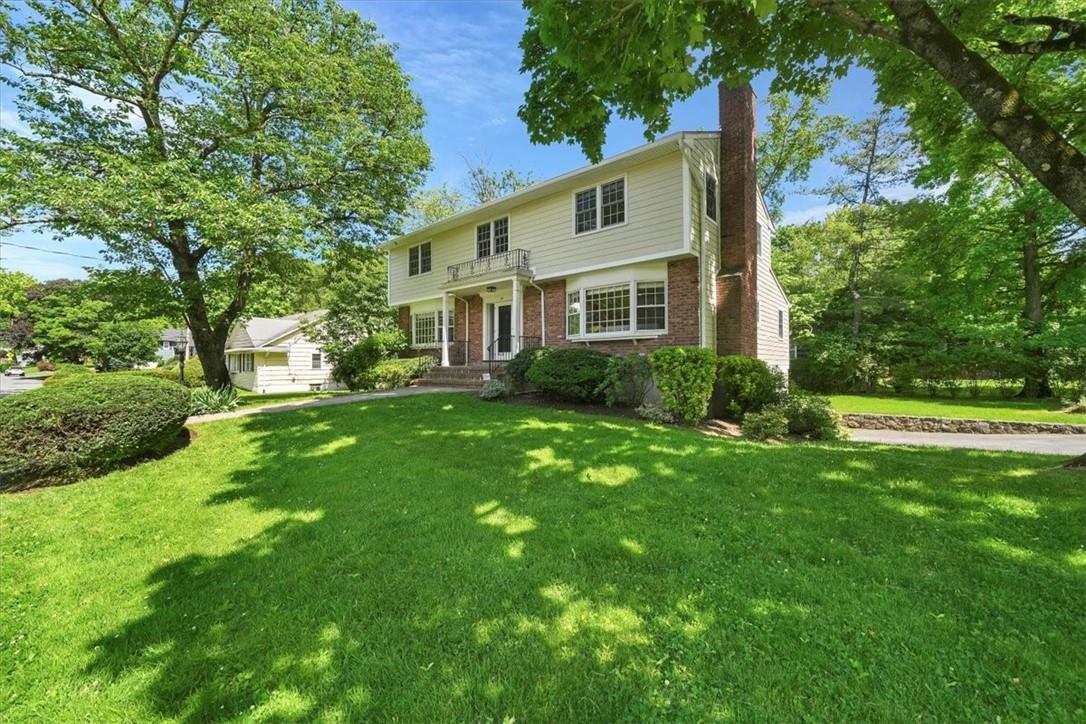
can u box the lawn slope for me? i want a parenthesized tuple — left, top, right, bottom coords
(830, 394, 1086, 424)
(2, 394, 1083, 721)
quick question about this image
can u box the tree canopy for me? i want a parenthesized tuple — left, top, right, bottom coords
(0, 0, 430, 386)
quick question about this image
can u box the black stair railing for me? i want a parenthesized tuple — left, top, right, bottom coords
(486, 335, 542, 376)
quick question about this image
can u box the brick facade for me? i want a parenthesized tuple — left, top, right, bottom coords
(716, 83, 759, 358)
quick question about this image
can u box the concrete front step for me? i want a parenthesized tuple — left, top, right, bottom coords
(418, 363, 506, 390)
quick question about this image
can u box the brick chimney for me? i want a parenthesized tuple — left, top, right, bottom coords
(716, 82, 759, 358)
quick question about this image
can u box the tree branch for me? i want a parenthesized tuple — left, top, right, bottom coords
(805, 0, 903, 43)
(995, 14, 1086, 55)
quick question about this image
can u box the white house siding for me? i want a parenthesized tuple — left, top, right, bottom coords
(230, 370, 257, 391)
(389, 151, 686, 305)
(686, 136, 721, 349)
(249, 338, 336, 393)
(755, 196, 790, 375)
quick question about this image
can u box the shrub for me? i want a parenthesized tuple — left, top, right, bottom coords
(42, 363, 94, 385)
(0, 374, 190, 491)
(648, 346, 718, 424)
(776, 393, 841, 440)
(742, 406, 790, 441)
(358, 357, 431, 390)
(479, 379, 508, 400)
(525, 347, 611, 402)
(145, 357, 205, 387)
(636, 402, 675, 424)
(35, 359, 56, 372)
(507, 346, 551, 388)
(189, 386, 240, 415)
(1063, 396, 1086, 414)
(715, 355, 784, 420)
(332, 330, 408, 391)
(597, 353, 653, 408)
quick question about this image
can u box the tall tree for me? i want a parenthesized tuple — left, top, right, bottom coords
(405, 184, 469, 231)
(464, 161, 533, 204)
(821, 106, 915, 340)
(756, 87, 846, 221)
(518, 0, 1086, 225)
(0, 0, 429, 387)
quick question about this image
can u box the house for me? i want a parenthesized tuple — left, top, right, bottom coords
(157, 328, 196, 362)
(383, 83, 790, 382)
(224, 311, 340, 393)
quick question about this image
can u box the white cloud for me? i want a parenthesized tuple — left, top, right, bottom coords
(0, 107, 30, 135)
(779, 203, 840, 226)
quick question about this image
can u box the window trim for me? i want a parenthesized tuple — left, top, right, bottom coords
(570, 175, 628, 237)
(565, 278, 667, 340)
(778, 309, 785, 339)
(311, 352, 322, 369)
(411, 309, 455, 348)
(704, 171, 718, 222)
(475, 215, 512, 259)
(408, 241, 432, 277)
(228, 352, 255, 373)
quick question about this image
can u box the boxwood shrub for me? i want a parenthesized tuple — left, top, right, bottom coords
(0, 374, 191, 491)
(715, 355, 784, 420)
(648, 346, 718, 424)
(507, 346, 551, 388)
(525, 347, 611, 402)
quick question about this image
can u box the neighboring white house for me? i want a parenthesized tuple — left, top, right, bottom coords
(225, 311, 340, 393)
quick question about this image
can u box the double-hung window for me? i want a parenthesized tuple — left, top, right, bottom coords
(573, 178, 625, 235)
(412, 310, 455, 347)
(705, 173, 718, 221)
(229, 352, 254, 373)
(311, 352, 322, 369)
(566, 280, 666, 337)
(408, 241, 431, 276)
(476, 217, 510, 257)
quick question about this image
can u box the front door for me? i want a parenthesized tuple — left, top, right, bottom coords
(496, 303, 512, 357)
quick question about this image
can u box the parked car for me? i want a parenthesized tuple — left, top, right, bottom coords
(4, 367, 25, 377)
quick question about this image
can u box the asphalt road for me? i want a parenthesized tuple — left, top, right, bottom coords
(0, 375, 44, 396)
(848, 428, 1086, 455)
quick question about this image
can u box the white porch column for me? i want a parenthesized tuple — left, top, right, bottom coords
(511, 277, 521, 356)
(440, 293, 450, 367)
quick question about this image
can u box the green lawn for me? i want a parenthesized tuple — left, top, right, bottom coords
(2, 394, 1083, 721)
(830, 394, 1086, 424)
(234, 389, 354, 409)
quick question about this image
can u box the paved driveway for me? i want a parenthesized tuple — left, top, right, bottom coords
(848, 428, 1086, 455)
(0, 375, 44, 396)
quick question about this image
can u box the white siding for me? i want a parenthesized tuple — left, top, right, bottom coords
(755, 197, 790, 375)
(237, 332, 340, 393)
(389, 151, 686, 305)
(688, 136, 720, 349)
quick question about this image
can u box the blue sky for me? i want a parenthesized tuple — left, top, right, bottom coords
(1, 0, 884, 280)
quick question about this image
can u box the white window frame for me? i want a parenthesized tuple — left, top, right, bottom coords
(571, 175, 627, 237)
(475, 216, 511, 258)
(311, 352, 322, 369)
(229, 352, 255, 373)
(756, 222, 763, 257)
(408, 241, 432, 277)
(778, 309, 785, 338)
(565, 279, 667, 339)
(411, 310, 455, 348)
(704, 171, 718, 222)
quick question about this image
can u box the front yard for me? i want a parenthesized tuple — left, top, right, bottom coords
(829, 394, 1086, 424)
(2, 394, 1083, 720)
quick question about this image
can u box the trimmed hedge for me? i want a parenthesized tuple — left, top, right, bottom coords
(0, 374, 191, 491)
(507, 346, 551, 388)
(358, 356, 433, 391)
(715, 355, 784, 420)
(649, 346, 717, 424)
(525, 347, 611, 402)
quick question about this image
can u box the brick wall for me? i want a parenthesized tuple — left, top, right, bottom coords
(716, 83, 759, 358)
(467, 295, 484, 363)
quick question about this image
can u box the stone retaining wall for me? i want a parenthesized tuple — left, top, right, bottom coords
(841, 413, 1086, 435)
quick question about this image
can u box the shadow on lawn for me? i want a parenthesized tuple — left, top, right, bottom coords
(86, 396, 1085, 721)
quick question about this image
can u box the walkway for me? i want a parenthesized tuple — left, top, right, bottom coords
(848, 428, 1086, 455)
(187, 386, 466, 424)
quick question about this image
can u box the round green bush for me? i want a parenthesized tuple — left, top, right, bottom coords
(525, 347, 610, 402)
(507, 346, 551, 388)
(776, 392, 841, 440)
(0, 374, 191, 491)
(648, 346, 718, 424)
(715, 355, 784, 420)
(742, 406, 790, 440)
(146, 357, 205, 387)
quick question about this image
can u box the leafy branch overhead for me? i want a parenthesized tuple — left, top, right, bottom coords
(518, 0, 1086, 225)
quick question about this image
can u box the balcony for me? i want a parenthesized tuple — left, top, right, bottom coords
(447, 248, 530, 284)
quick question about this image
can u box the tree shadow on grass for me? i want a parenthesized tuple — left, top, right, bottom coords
(86, 395, 1086, 721)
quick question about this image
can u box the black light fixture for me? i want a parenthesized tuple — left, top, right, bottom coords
(486, 285, 497, 293)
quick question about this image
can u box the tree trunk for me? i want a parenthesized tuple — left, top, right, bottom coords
(1019, 235, 1052, 398)
(885, 1, 1086, 226)
(167, 235, 233, 389)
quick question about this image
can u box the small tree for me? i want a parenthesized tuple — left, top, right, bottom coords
(88, 321, 161, 371)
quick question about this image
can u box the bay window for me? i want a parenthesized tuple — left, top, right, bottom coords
(566, 280, 666, 337)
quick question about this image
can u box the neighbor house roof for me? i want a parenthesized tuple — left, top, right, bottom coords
(383, 131, 720, 249)
(226, 310, 327, 352)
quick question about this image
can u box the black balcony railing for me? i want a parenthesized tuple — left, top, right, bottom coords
(447, 248, 530, 283)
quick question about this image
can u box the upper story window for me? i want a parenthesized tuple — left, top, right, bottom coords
(566, 280, 666, 337)
(705, 173, 717, 221)
(408, 241, 431, 276)
(778, 310, 785, 338)
(573, 177, 625, 235)
(311, 352, 322, 369)
(476, 216, 510, 258)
